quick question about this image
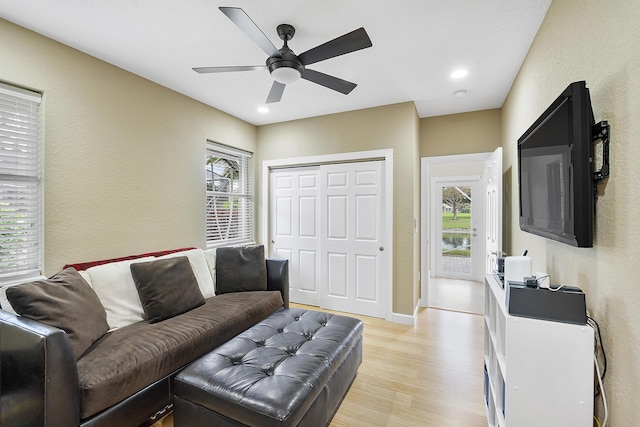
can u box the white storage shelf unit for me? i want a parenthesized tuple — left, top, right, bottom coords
(483, 274, 594, 427)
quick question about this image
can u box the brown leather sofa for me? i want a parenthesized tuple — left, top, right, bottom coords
(0, 250, 289, 427)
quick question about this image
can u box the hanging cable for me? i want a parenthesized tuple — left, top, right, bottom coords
(594, 353, 608, 427)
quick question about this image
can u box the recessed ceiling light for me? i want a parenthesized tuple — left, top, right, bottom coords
(451, 69, 468, 79)
(257, 106, 269, 113)
(453, 90, 468, 97)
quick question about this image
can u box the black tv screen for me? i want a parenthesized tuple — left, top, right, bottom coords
(518, 81, 595, 247)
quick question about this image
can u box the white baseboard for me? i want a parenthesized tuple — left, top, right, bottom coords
(391, 299, 421, 326)
(391, 312, 414, 325)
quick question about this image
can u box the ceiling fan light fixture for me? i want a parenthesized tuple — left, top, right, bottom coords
(271, 66, 302, 84)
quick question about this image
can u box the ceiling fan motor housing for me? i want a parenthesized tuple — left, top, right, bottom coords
(267, 46, 305, 84)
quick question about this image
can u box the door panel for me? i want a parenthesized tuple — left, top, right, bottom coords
(299, 197, 316, 237)
(356, 195, 377, 240)
(327, 252, 348, 297)
(275, 196, 293, 236)
(299, 250, 317, 292)
(321, 161, 384, 317)
(356, 254, 378, 301)
(327, 171, 347, 187)
(270, 167, 321, 306)
(327, 196, 348, 239)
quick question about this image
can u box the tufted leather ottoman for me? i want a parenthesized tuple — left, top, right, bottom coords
(173, 308, 363, 427)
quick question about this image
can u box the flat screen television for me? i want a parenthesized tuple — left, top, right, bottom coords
(518, 81, 595, 247)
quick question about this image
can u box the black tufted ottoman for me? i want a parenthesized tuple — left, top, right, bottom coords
(173, 308, 363, 427)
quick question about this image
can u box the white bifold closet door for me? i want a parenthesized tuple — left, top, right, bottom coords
(269, 160, 386, 318)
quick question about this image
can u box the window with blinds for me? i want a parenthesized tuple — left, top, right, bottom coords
(0, 83, 42, 284)
(205, 142, 254, 247)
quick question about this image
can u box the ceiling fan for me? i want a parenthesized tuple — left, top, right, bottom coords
(193, 7, 373, 104)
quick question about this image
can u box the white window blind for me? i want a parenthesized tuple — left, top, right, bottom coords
(0, 82, 42, 284)
(205, 141, 254, 247)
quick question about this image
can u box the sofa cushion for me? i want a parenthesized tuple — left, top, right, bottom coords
(158, 248, 215, 298)
(215, 245, 267, 294)
(130, 256, 205, 323)
(78, 270, 93, 287)
(87, 256, 155, 330)
(76, 290, 284, 419)
(6, 268, 109, 359)
(0, 282, 19, 314)
(203, 248, 217, 292)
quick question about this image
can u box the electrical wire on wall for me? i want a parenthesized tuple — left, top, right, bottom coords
(588, 315, 608, 427)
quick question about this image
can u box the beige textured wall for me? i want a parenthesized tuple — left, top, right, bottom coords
(0, 18, 257, 274)
(502, 1, 640, 424)
(420, 109, 501, 157)
(256, 102, 420, 315)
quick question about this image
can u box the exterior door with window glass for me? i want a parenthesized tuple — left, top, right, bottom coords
(205, 143, 254, 247)
(432, 177, 483, 281)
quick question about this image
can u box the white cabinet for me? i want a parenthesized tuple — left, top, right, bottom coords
(484, 275, 594, 427)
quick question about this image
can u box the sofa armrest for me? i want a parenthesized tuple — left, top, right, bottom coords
(0, 309, 80, 427)
(266, 259, 289, 309)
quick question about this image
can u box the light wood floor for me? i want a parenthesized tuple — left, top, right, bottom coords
(428, 277, 485, 315)
(152, 305, 487, 427)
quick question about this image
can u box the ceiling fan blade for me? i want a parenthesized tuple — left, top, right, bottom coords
(302, 69, 357, 95)
(193, 65, 266, 74)
(219, 7, 281, 58)
(266, 81, 286, 103)
(298, 28, 372, 66)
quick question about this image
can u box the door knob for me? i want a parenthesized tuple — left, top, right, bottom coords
(271, 239, 275, 244)
(379, 246, 384, 251)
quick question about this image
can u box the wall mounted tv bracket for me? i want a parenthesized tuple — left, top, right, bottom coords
(592, 120, 610, 194)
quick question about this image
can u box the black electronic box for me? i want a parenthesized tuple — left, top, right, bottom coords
(506, 282, 587, 325)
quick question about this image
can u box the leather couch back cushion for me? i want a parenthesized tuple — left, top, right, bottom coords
(130, 256, 205, 323)
(215, 245, 267, 294)
(6, 267, 109, 359)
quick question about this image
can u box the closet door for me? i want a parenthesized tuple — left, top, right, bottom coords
(269, 161, 386, 318)
(321, 161, 385, 317)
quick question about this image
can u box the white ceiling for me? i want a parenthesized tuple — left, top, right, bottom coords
(0, 0, 551, 126)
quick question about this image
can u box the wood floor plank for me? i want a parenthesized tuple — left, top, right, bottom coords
(152, 305, 487, 427)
